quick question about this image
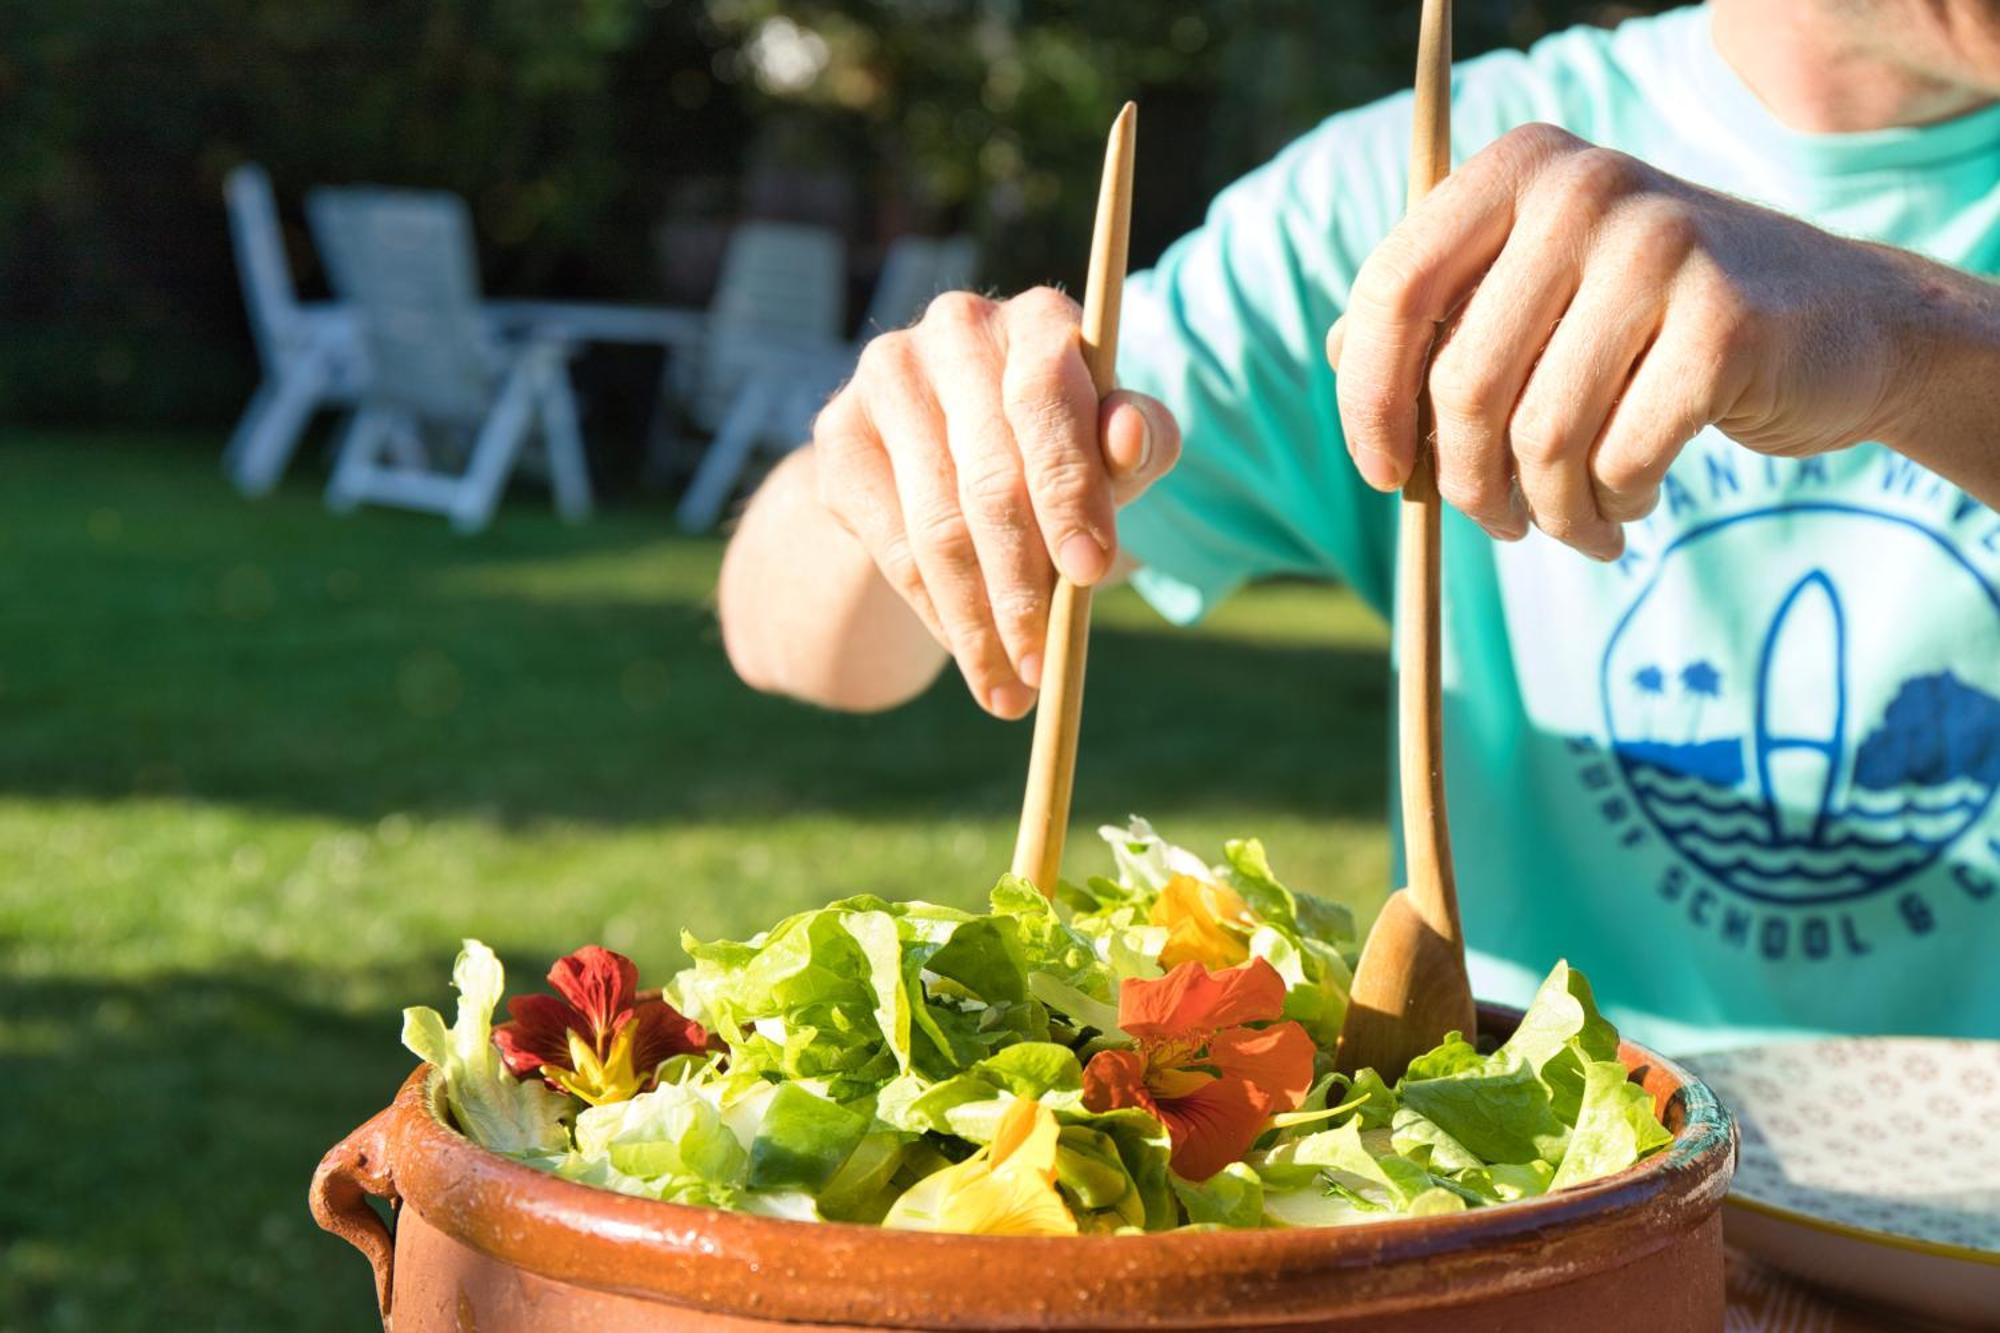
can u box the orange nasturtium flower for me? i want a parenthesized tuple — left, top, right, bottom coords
(884, 1097, 1079, 1236)
(493, 945, 711, 1106)
(1082, 958, 1315, 1181)
(1149, 873, 1253, 970)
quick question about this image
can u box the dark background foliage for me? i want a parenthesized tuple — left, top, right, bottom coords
(0, 0, 1664, 431)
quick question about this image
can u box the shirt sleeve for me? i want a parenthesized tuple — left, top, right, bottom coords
(1113, 98, 1417, 624)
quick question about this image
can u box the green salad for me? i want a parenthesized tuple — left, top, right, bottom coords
(402, 819, 1673, 1233)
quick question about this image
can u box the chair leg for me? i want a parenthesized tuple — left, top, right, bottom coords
(227, 355, 327, 496)
(676, 374, 776, 532)
(450, 361, 538, 534)
(534, 355, 593, 523)
(325, 407, 394, 514)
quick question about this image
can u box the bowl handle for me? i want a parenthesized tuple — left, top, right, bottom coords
(310, 1103, 401, 1324)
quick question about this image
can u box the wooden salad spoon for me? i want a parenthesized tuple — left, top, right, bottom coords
(1011, 102, 1137, 897)
(1334, 0, 1479, 1080)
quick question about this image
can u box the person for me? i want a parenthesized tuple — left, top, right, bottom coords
(717, 0, 2000, 1052)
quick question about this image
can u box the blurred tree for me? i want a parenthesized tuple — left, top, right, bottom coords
(0, 0, 1663, 431)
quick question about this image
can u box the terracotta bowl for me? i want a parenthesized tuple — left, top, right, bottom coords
(311, 1005, 1735, 1332)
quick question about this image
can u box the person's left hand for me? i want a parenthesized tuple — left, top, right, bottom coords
(1326, 122, 1927, 559)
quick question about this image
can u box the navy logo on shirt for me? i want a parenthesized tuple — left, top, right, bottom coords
(1602, 502, 2000, 907)
(1576, 452, 2000, 960)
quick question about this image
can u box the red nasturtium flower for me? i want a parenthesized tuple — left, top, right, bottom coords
(1082, 958, 1315, 1181)
(494, 946, 711, 1106)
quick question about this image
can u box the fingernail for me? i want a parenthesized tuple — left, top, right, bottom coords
(988, 682, 1036, 718)
(1128, 404, 1153, 474)
(1058, 531, 1109, 584)
(1017, 652, 1042, 690)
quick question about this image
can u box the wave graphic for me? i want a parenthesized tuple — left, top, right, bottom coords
(1630, 774, 1986, 848)
(1621, 754, 1989, 901)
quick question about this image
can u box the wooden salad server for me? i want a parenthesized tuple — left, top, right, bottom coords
(1011, 102, 1137, 897)
(1334, 0, 1478, 1079)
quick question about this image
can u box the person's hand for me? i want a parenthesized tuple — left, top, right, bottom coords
(811, 287, 1182, 717)
(1327, 122, 1923, 559)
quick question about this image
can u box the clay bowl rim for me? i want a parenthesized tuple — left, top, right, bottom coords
(372, 1003, 1737, 1326)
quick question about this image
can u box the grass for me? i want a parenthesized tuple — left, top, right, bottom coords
(0, 431, 1391, 1332)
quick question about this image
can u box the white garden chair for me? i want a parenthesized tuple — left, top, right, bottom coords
(307, 187, 591, 533)
(221, 164, 372, 496)
(680, 220, 849, 431)
(674, 234, 979, 531)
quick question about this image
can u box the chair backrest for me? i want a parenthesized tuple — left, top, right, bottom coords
(859, 235, 982, 337)
(308, 187, 496, 423)
(224, 164, 304, 374)
(707, 222, 845, 339)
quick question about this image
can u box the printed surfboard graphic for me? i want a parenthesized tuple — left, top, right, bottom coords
(1753, 571, 1846, 848)
(1608, 543, 2000, 906)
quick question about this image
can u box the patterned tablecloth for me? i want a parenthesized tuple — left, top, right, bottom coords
(1725, 1250, 1962, 1332)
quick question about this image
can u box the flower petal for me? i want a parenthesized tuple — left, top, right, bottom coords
(1207, 1020, 1316, 1114)
(625, 999, 712, 1074)
(495, 994, 581, 1076)
(1117, 958, 1287, 1040)
(1082, 1048, 1155, 1117)
(1157, 1075, 1272, 1182)
(988, 1097, 1062, 1183)
(1150, 875, 1252, 970)
(935, 1164, 1080, 1236)
(545, 946, 639, 1049)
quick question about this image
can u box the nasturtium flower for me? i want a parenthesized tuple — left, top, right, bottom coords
(1082, 958, 1315, 1181)
(494, 945, 711, 1106)
(884, 1097, 1079, 1236)
(1149, 873, 1252, 970)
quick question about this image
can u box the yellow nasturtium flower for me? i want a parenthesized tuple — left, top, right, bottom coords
(1150, 874, 1252, 970)
(884, 1098, 1078, 1236)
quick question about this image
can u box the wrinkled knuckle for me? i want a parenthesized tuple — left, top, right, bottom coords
(1598, 483, 1659, 523)
(876, 533, 926, 598)
(1030, 451, 1101, 514)
(1641, 202, 1702, 258)
(922, 289, 993, 337)
(1509, 415, 1574, 470)
(1011, 284, 1082, 325)
(1552, 148, 1637, 214)
(856, 329, 919, 386)
(909, 505, 977, 566)
(1004, 368, 1083, 443)
(1501, 122, 1581, 167)
(1428, 356, 1504, 428)
(988, 581, 1045, 637)
(1350, 241, 1433, 321)
(959, 461, 1031, 524)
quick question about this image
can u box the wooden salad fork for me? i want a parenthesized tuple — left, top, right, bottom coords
(1334, 0, 1479, 1080)
(1011, 102, 1136, 896)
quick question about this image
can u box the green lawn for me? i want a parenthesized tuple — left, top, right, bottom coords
(0, 432, 1391, 1332)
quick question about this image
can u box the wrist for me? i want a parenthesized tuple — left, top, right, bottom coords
(1868, 249, 2000, 458)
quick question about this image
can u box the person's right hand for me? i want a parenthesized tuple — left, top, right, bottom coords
(810, 286, 1182, 719)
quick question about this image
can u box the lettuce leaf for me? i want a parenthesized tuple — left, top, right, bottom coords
(1548, 1059, 1675, 1191)
(400, 939, 570, 1156)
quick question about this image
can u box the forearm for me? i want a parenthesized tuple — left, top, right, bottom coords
(718, 448, 948, 711)
(1877, 254, 2000, 508)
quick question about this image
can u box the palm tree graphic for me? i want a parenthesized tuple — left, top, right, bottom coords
(1633, 664, 1666, 731)
(1681, 660, 1723, 740)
